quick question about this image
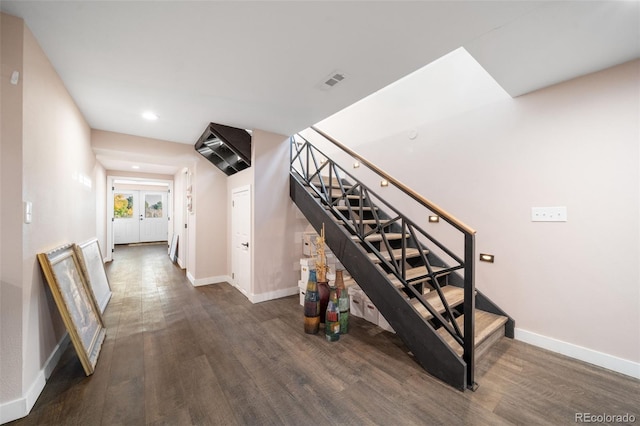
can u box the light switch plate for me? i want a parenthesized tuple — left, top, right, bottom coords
(531, 206, 567, 222)
(24, 201, 32, 224)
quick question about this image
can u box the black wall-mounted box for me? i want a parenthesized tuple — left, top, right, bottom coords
(194, 122, 251, 176)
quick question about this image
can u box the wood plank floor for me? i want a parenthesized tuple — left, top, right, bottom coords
(11, 244, 639, 425)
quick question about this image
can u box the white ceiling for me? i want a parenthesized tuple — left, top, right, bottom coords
(2, 1, 638, 174)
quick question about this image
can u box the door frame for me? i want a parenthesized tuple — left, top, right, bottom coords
(180, 168, 191, 270)
(106, 175, 174, 262)
(231, 184, 252, 297)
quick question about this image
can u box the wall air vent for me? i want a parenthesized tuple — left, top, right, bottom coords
(194, 122, 251, 176)
(317, 70, 347, 91)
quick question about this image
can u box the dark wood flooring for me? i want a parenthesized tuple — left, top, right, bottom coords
(11, 244, 639, 425)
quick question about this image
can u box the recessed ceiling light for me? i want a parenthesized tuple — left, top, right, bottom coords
(142, 111, 159, 121)
(132, 165, 140, 169)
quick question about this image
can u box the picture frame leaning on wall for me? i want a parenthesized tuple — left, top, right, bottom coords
(38, 243, 106, 376)
(74, 238, 112, 314)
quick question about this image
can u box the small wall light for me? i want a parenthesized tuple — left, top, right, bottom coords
(428, 215, 439, 223)
(353, 161, 360, 168)
(380, 179, 389, 187)
(479, 253, 495, 263)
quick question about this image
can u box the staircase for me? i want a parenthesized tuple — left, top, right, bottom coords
(289, 128, 514, 391)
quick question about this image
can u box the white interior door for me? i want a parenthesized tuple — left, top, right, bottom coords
(114, 190, 168, 244)
(139, 191, 168, 242)
(232, 186, 251, 296)
(113, 191, 139, 244)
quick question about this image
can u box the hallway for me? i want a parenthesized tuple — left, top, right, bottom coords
(11, 245, 639, 425)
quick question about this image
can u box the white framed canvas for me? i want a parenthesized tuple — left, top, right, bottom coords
(75, 238, 112, 313)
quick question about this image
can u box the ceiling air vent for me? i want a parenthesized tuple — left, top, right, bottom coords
(318, 70, 347, 91)
(194, 122, 251, 176)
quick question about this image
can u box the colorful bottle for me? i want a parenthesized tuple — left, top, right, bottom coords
(304, 269, 320, 334)
(335, 270, 349, 334)
(317, 280, 329, 323)
(325, 285, 340, 342)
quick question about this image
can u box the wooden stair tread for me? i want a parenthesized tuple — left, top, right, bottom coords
(336, 205, 378, 211)
(351, 233, 408, 242)
(437, 310, 508, 356)
(357, 219, 390, 225)
(309, 178, 352, 189)
(328, 189, 361, 199)
(312, 191, 361, 200)
(387, 265, 448, 288)
(410, 286, 464, 320)
(334, 218, 392, 226)
(367, 248, 428, 263)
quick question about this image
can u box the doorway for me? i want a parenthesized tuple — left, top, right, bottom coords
(106, 176, 173, 262)
(231, 185, 251, 296)
(113, 190, 168, 244)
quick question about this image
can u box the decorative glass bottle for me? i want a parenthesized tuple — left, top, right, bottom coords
(335, 270, 349, 334)
(303, 269, 320, 334)
(325, 285, 340, 342)
(315, 224, 330, 324)
(318, 281, 329, 323)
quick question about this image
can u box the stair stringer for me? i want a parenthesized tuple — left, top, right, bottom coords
(291, 175, 468, 390)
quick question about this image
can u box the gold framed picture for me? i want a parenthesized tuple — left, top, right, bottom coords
(38, 244, 106, 376)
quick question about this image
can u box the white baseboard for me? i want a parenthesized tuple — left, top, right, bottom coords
(0, 334, 69, 425)
(0, 397, 25, 426)
(515, 328, 640, 379)
(186, 272, 232, 287)
(249, 286, 299, 304)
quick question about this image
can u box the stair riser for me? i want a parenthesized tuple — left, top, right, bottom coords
(475, 325, 505, 360)
(475, 290, 515, 338)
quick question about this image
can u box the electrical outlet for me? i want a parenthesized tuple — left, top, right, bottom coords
(531, 206, 567, 222)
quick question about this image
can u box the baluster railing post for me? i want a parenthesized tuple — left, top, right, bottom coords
(463, 232, 476, 390)
(305, 143, 310, 182)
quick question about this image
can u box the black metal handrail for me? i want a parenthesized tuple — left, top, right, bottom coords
(290, 131, 478, 388)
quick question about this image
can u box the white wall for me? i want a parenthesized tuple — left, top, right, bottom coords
(172, 168, 188, 269)
(1, 14, 102, 423)
(187, 156, 228, 285)
(0, 12, 25, 411)
(94, 163, 107, 259)
(251, 130, 306, 302)
(21, 16, 97, 400)
(317, 47, 511, 149)
(316, 60, 640, 375)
